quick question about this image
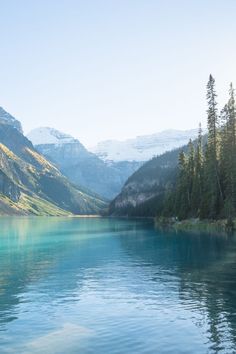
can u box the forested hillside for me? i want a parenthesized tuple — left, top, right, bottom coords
(164, 75, 236, 221)
(109, 146, 183, 216)
(110, 75, 236, 221)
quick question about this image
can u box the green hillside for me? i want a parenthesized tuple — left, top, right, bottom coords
(0, 111, 107, 215)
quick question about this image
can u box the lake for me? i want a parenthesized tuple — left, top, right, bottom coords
(0, 217, 236, 353)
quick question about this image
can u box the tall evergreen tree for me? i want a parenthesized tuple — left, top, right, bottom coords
(192, 124, 203, 216)
(219, 104, 229, 205)
(207, 75, 218, 156)
(186, 139, 195, 210)
(205, 75, 223, 217)
(224, 84, 236, 216)
(161, 75, 236, 223)
(175, 150, 189, 219)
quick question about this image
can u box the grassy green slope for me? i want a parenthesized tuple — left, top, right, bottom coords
(0, 124, 107, 215)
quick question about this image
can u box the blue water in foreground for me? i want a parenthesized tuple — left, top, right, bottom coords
(0, 217, 236, 353)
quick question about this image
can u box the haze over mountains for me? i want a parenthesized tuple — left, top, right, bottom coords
(27, 127, 141, 199)
(109, 147, 184, 217)
(27, 127, 200, 200)
(0, 106, 201, 215)
(0, 107, 106, 215)
(90, 129, 200, 162)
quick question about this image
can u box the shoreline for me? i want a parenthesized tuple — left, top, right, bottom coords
(0, 214, 155, 220)
(155, 217, 234, 234)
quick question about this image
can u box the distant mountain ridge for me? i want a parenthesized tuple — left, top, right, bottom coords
(27, 127, 202, 200)
(28, 127, 78, 145)
(0, 108, 205, 216)
(90, 129, 201, 162)
(28, 127, 141, 199)
(109, 132, 208, 216)
(0, 109, 106, 215)
(109, 145, 188, 216)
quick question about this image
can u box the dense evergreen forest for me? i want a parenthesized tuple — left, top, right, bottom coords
(164, 75, 236, 222)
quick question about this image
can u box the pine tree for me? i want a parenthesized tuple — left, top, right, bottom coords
(175, 150, 189, 219)
(219, 104, 229, 206)
(223, 84, 236, 217)
(205, 75, 223, 217)
(186, 139, 195, 210)
(192, 124, 203, 216)
(207, 75, 218, 157)
(161, 75, 236, 222)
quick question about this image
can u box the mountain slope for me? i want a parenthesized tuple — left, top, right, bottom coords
(0, 106, 23, 133)
(0, 110, 106, 215)
(109, 146, 188, 216)
(90, 129, 200, 162)
(109, 132, 208, 217)
(27, 127, 141, 199)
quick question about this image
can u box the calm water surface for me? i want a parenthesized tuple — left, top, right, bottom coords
(0, 217, 236, 353)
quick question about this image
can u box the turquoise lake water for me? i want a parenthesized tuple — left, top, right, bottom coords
(0, 217, 236, 353)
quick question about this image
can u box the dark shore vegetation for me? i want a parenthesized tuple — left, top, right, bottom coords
(162, 75, 236, 229)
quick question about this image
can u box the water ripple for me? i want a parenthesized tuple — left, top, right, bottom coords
(0, 217, 236, 353)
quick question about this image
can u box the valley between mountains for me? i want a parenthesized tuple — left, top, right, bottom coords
(0, 106, 198, 216)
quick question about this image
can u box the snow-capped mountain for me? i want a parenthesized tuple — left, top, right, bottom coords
(27, 127, 141, 199)
(27, 127, 202, 199)
(27, 127, 78, 146)
(0, 109, 106, 216)
(90, 129, 201, 162)
(0, 107, 23, 133)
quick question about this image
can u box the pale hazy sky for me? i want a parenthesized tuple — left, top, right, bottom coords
(0, 0, 236, 146)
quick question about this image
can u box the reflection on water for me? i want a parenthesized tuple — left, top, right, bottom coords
(0, 217, 236, 353)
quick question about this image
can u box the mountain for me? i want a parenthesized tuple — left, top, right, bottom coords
(90, 129, 201, 162)
(109, 146, 187, 216)
(0, 107, 23, 133)
(0, 109, 106, 215)
(109, 130, 208, 217)
(27, 127, 141, 199)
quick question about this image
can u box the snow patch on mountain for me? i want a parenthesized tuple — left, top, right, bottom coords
(90, 129, 201, 162)
(27, 126, 142, 199)
(27, 127, 77, 146)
